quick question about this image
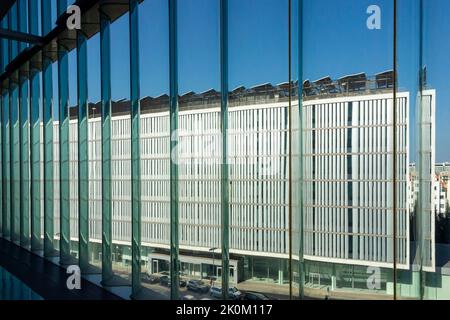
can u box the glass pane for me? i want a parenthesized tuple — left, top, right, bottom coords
(69, 49, 79, 257)
(51, 0, 57, 30)
(110, 10, 131, 283)
(87, 33, 102, 269)
(19, 64, 31, 248)
(138, 0, 170, 299)
(396, 0, 422, 299)
(177, 0, 221, 299)
(228, 0, 290, 299)
(18, 0, 28, 54)
(11, 73, 20, 244)
(291, 0, 303, 299)
(52, 61, 60, 252)
(416, 0, 449, 300)
(9, 3, 19, 61)
(2, 88, 11, 240)
(302, 0, 395, 299)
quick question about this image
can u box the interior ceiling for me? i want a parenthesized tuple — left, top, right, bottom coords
(0, 0, 15, 23)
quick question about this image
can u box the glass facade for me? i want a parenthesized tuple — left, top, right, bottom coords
(0, 0, 449, 300)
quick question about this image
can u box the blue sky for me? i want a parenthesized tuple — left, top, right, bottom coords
(61, 0, 448, 162)
(421, 0, 450, 163)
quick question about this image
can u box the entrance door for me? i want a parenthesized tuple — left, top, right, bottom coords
(229, 267, 235, 284)
(152, 260, 159, 274)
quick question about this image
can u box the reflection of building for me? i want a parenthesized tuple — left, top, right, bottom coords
(303, 77, 437, 275)
(434, 177, 446, 214)
(61, 83, 294, 285)
(303, 92, 410, 267)
(45, 73, 437, 288)
(435, 164, 450, 215)
(303, 71, 412, 269)
(410, 164, 450, 215)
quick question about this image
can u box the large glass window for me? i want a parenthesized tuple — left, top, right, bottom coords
(177, 0, 222, 299)
(110, 9, 131, 283)
(138, 0, 171, 300)
(87, 32, 102, 270)
(227, 0, 290, 299)
(302, 0, 395, 299)
(0, 0, 449, 301)
(68, 49, 79, 257)
(399, 0, 450, 300)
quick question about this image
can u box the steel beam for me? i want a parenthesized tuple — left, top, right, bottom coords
(100, 4, 113, 284)
(42, 0, 55, 257)
(169, 0, 180, 300)
(220, 0, 230, 301)
(129, 0, 142, 299)
(77, 29, 89, 272)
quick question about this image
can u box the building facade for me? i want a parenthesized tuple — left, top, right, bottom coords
(36, 82, 436, 289)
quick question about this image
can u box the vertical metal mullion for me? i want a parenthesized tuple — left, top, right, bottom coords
(77, 29, 89, 272)
(9, 7, 20, 244)
(288, 0, 293, 300)
(220, 0, 230, 300)
(100, 6, 113, 284)
(10, 75, 20, 244)
(42, 0, 55, 257)
(393, 0, 398, 300)
(30, 67, 42, 251)
(169, 0, 180, 300)
(0, 88, 3, 238)
(129, 0, 141, 298)
(18, 1, 29, 248)
(418, 0, 425, 300)
(58, 0, 70, 264)
(19, 70, 30, 248)
(29, 65, 41, 251)
(29, 0, 41, 252)
(0, 22, 3, 74)
(0, 19, 8, 239)
(2, 87, 10, 240)
(58, 0, 71, 263)
(42, 55, 54, 256)
(297, 0, 305, 300)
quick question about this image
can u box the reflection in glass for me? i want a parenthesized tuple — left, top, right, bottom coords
(177, 0, 222, 300)
(228, 0, 290, 299)
(0, 0, 449, 301)
(138, 0, 170, 300)
(302, 0, 395, 299)
(110, 10, 132, 283)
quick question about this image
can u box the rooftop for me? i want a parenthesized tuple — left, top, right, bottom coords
(69, 71, 397, 119)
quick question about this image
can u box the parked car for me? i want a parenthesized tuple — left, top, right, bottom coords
(209, 286, 222, 298)
(240, 291, 271, 300)
(210, 286, 243, 300)
(179, 278, 187, 287)
(187, 280, 210, 293)
(228, 287, 243, 300)
(159, 275, 187, 288)
(159, 275, 171, 287)
(142, 273, 159, 284)
(182, 295, 196, 300)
